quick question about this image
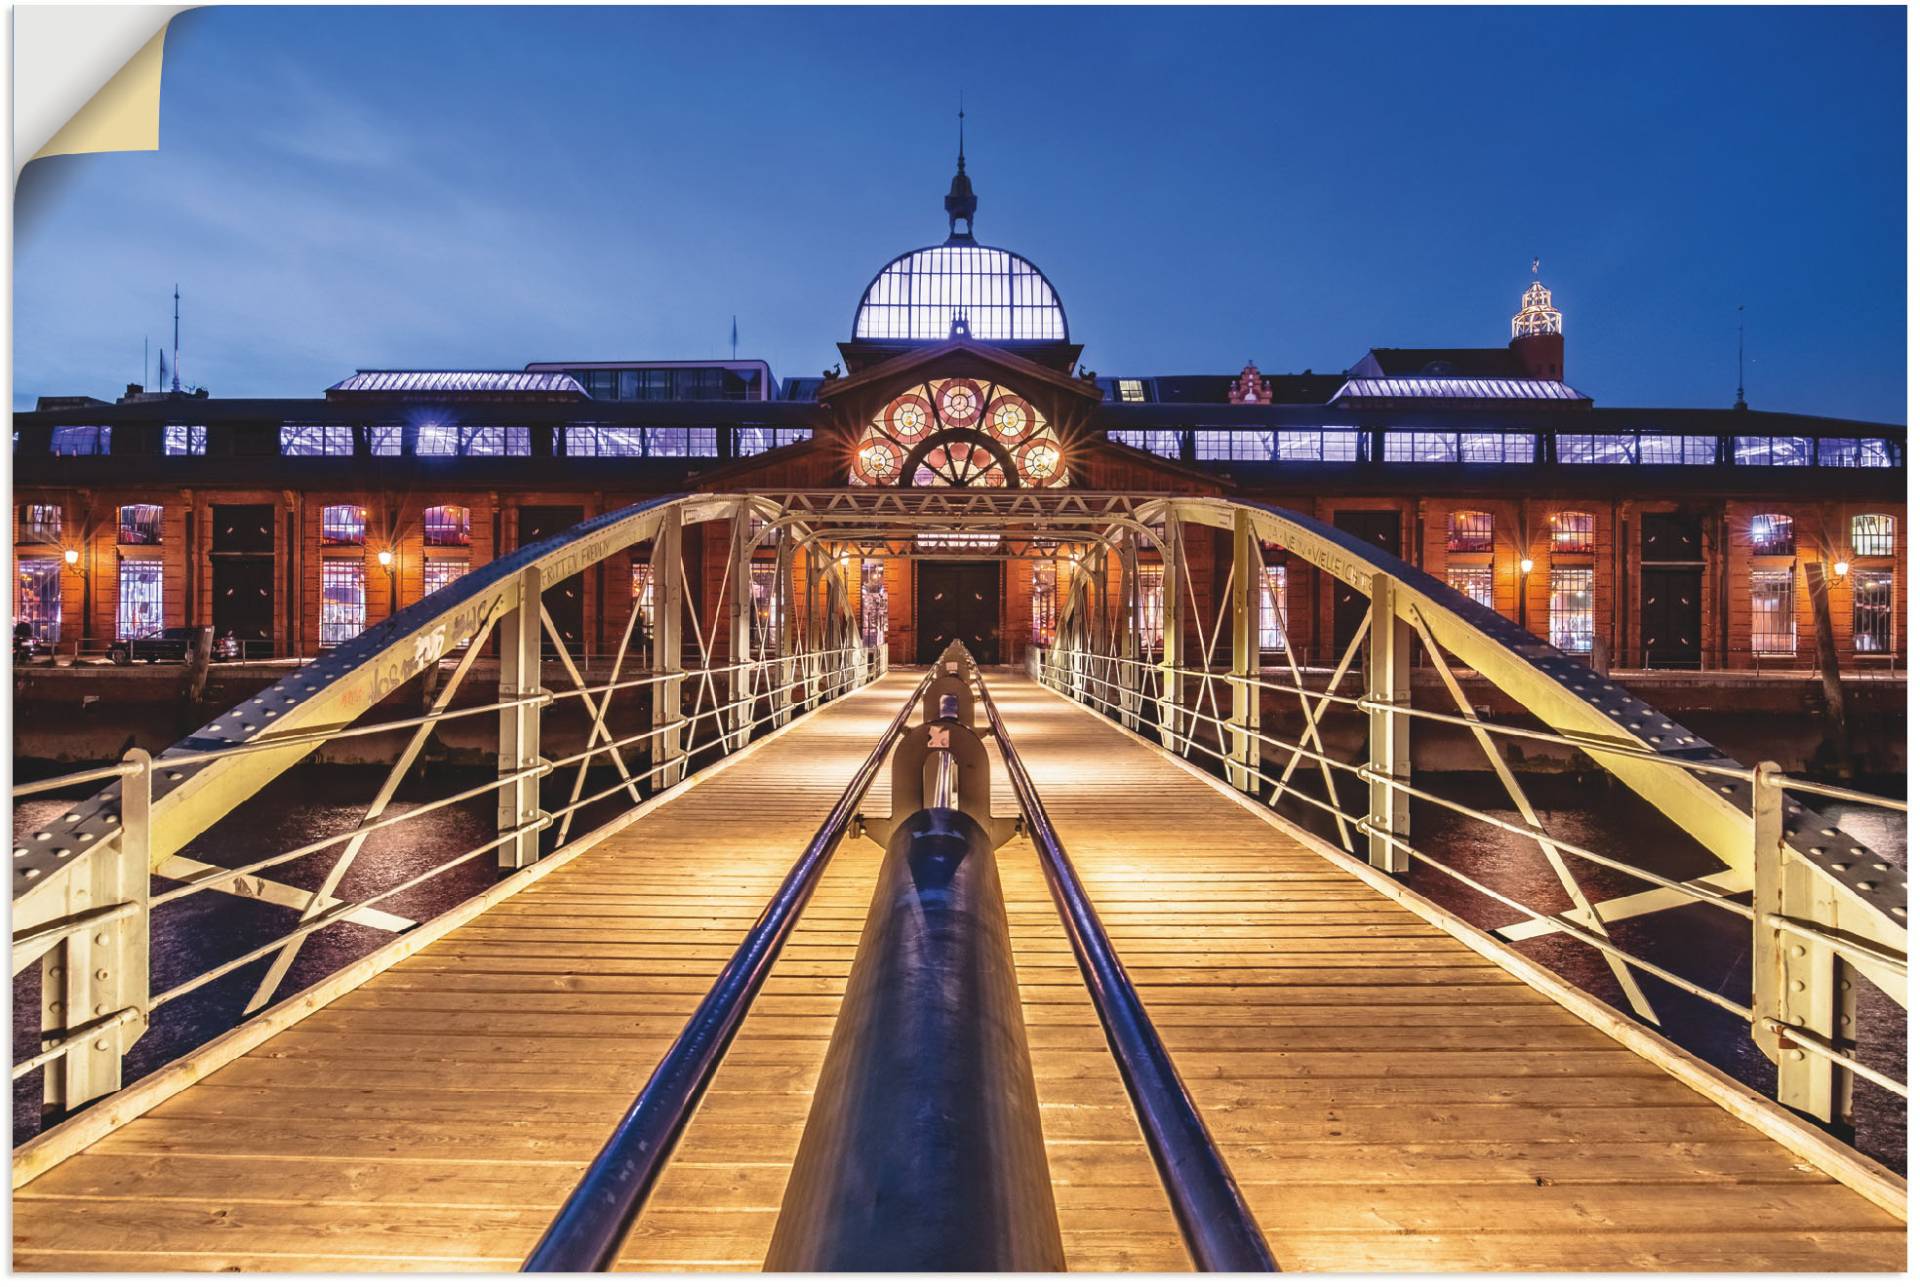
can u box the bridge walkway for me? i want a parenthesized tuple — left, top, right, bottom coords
(11, 671, 1905, 1271)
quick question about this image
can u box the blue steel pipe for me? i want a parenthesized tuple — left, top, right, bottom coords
(520, 669, 934, 1272)
(974, 668, 1280, 1272)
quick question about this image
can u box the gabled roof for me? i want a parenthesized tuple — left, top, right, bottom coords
(1349, 347, 1529, 379)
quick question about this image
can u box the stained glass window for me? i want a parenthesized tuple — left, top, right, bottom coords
(850, 378, 1067, 489)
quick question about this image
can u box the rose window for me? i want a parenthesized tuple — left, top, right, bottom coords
(850, 376, 1068, 489)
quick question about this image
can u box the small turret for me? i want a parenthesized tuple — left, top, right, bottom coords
(1509, 259, 1565, 381)
(944, 109, 977, 242)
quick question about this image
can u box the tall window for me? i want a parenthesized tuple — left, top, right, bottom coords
(1851, 514, 1896, 559)
(280, 425, 354, 456)
(858, 560, 888, 649)
(1549, 568, 1595, 654)
(629, 562, 656, 639)
(19, 504, 62, 545)
(1258, 564, 1287, 649)
(1750, 513, 1795, 557)
(1751, 569, 1797, 657)
(118, 504, 163, 545)
(1447, 566, 1493, 609)
(1031, 561, 1058, 646)
(1136, 568, 1165, 651)
(16, 558, 62, 643)
(320, 560, 366, 646)
(424, 557, 467, 598)
(1852, 570, 1893, 654)
(321, 504, 367, 545)
(116, 559, 163, 639)
(1548, 511, 1595, 554)
(163, 425, 207, 456)
(423, 505, 471, 546)
(1446, 510, 1495, 554)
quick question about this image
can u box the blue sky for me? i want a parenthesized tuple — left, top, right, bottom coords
(13, 5, 1908, 421)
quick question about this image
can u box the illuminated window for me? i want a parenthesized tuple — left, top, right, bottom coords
(281, 425, 354, 456)
(369, 426, 403, 457)
(117, 504, 163, 545)
(1734, 436, 1813, 467)
(50, 426, 110, 455)
(1258, 564, 1287, 649)
(1557, 433, 1716, 465)
(423, 556, 467, 598)
(321, 504, 367, 545)
(564, 427, 645, 457)
(163, 425, 206, 456)
(423, 506, 471, 547)
(16, 557, 62, 643)
(1749, 513, 1795, 557)
(1447, 510, 1495, 554)
(1117, 379, 1147, 403)
(1852, 570, 1893, 654)
(19, 504, 62, 545)
(1031, 560, 1058, 646)
(116, 559, 163, 639)
(1549, 568, 1594, 653)
(1447, 566, 1493, 608)
(734, 426, 813, 456)
(628, 562, 656, 640)
(1548, 511, 1595, 555)
(850, 379, 1065, 488)
(416, 426, 532, 456)
(1136, 568, 1165, 651)
(1385, 432, 1533, 463)
(645, 427, 719, 457)
(1751, 569, 1797, 657)
(1109, 429, 1182, 457)
(1637, 435, 1718, 465)
(320, 560, 366, 646)
(860, 560, 889, 649)
(1851, 514, 1896, 558)
(1818, 438, 1896, 468)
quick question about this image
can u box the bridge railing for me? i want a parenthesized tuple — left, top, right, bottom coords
(1040, 496, 1906, 1141)
(12, 493, 878, 1120)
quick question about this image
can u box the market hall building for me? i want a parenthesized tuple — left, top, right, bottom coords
(11, 163, 1907, 674)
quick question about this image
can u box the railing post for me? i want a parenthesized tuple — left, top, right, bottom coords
(41, 749, 151, 1116)
(1118, 541, 1143, 732)
(1364, 573, 1410, 873)
(727, 503, 755, 752)
(803, 546, 824, 710)
(1750, 763, 1853, 1128)
(1227, 510, 1260, 793)
(774, 533, 796, 727)
(651, 511, 686, 789)
(1157, 519, 1184, 752)
(497, 564, 546, 869)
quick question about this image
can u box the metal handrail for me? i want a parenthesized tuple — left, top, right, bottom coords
(973, 664, 1278, 1272)
(521, 667, 935, 1272)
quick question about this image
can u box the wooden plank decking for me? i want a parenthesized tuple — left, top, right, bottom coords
(11, 669, 1906, 1272)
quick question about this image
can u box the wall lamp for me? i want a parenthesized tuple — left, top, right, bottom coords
(63, 548, 80, 567)
(1519, 556, 1535, 575)
(1832, 558, 1851, 578)
(377, 549, 395, 570)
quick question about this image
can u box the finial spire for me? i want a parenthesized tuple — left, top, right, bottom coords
(1734, 304, 1747, 411)
(957, 96, 966, 173)
(1532, 256, 1540, 277)
(943, 105, 978, 242)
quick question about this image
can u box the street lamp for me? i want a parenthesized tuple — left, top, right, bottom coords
(377, 548, 397, 616)
(1832, 558, 1851, 578)
(63, 548, 79, 567)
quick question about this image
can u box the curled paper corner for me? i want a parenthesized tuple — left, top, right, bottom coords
(20, 7, 189, 175)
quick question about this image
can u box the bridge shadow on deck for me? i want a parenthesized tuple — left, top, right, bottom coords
(10, 672, 1906, 1271)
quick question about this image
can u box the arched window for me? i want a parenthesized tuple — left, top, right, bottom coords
(321, 504, 367, 545)
(1446, 510, 1495, 554)
(423, 505, 471, 547)
(1548, 510, 1595, 555)
(1851, 513, 1896, 558)
(849, 377, 1067, 489)
(1750, 513, 1795, 557)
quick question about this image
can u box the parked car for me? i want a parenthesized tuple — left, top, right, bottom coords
(108, 627, 201, 665)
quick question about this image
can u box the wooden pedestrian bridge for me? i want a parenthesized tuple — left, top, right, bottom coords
(11, 494, 1908, 1272)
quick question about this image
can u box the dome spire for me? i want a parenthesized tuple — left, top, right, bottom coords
(944, 102, 977, 243)
(1512, 257, 1563, 338)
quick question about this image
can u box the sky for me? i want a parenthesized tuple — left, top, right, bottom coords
(12, 5, 1909, 422)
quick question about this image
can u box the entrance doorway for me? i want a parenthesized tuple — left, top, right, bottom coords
(1640, 512, 1703, 668)
(1332, 510, 1401, 658)
(916, 561, 1000, 663)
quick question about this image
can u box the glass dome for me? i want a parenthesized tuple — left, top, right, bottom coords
(853, 244, 1068, 343)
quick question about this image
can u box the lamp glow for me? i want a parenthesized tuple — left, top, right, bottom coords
(1833, 559, 1850, 578)
(377, 549, 394, 568)
(1519, 557, 1535, 575)
(63, 548, 79, 567)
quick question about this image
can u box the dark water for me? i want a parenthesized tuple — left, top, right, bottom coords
(12, 741, 1909, 1176)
